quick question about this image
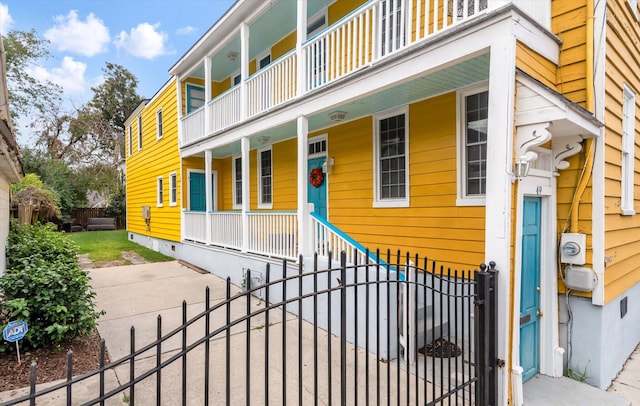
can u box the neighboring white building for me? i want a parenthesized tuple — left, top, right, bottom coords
(0, 37, 24, 274)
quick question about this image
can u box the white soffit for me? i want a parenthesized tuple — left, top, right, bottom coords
(515, 72, 602, 138)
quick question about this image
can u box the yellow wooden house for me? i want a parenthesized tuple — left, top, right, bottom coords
(125, 0, 640, 403)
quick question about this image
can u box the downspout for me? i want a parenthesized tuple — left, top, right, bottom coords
(569, 0, 595, 234)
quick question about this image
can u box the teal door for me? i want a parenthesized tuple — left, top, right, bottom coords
(520, 196, 541, 382)
(308, 157, 327, 218)
(189, 172, 215, 212)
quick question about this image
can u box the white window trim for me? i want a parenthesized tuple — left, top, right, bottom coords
(186, 83, 205, 113)
(257, 146, 273, 209)
(232, 155, 242, 210)
(373, 106, 410, 208)
(622, 83, 636, 215)
(156, 108, 163, 140)
(128, 125, 133, 156)
(169, 172, 177, 206)
(157, 176, 164, 207)
(456, 82, 489, 207)
(137, 115, 143, 151)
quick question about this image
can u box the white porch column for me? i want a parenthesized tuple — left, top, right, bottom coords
(175, 76, 183, 148)
(205, 149, 212, 244)
(485, 35, 516, 406)
(204, 56, 212, 135)
(297, 116, 310, 257)
(240, 23, 249, 121)
(296, 0, 308, 96)
(241, 137, 250, 253)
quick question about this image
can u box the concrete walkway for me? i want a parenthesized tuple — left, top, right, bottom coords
(2, 260, 639, 405)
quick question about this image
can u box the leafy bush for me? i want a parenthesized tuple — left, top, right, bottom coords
(0, 221, 103, 352)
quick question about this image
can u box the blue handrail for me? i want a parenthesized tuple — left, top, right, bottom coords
(310, 212, 405, 280)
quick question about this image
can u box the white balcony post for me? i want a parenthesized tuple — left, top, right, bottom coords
(296, 0, 308, 95)
(240, 24, 249, 121)
(297, 116, 310, 257)
(205, 149, 212, 244)
(241, 136, 250, 253)
(204, 56, 212, 135)
(176, 76, 183, 147)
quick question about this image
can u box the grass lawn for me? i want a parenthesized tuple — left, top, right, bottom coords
(66, 229, 172, 262)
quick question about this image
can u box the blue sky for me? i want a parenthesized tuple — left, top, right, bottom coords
(1, 0, 235, 142)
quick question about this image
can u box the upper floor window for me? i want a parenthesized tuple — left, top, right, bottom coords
(137, 115, 143, 150)
(457, 85, 488, 206)
(233, 156, 242, 209)
(307, 10, 327, 37)
(381, 0, 405, 56)
(186, 84, 205, 113)
(258, 52, 271, 70)
(128, 125, 133, 156)
(156, 108, 163, 139)
(622, 84, 636, 215)
(169, 172, 177, 206)
(157, 176, 164, 207)
(233, 73, 241, 86)
(374, 107, 409, 207)
(258, 147, 273, 208)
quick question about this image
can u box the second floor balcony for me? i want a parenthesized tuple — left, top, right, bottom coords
(174, 0, 551, 148)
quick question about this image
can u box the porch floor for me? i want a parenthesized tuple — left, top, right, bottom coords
(523, 374, 629, 405)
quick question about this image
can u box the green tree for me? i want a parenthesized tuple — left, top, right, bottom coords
(89, 63, 143, 162)
(2, 29, 63, 125)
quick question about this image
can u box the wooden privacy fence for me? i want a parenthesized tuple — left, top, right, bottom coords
(70, 208, 125, 229)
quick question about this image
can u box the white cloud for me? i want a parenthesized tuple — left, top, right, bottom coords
(30, 56, 88, 95)
(176, 25, 196, 35)
(0, 3, 14, 35)
(114, 22, 169, 60)
(44, 10, 110, 57)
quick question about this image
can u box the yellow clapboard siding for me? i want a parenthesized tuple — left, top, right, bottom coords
(600, 0, 640, 302)
(325, 92, 485, 269)
(126, 80, 181, 241)
(515, 42, 557, 89)
(328, 0, 368, 25)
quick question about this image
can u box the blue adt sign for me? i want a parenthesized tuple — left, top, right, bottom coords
(3, 320, 28, 343)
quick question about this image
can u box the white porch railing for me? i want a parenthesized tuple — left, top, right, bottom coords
(180, 0, 550, 146)
(183, 211, 207, 243)
(208, 86, 241, 134)
(210, 212, 243, 250)
(247, 52, 297, 116)
(247, 212, 298, 259)
(310, 212, 374, 266)
(182, 108, 205, 145)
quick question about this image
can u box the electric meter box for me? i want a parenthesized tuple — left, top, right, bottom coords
(564, 266, 596, 292)
(560, 233, 586, 265)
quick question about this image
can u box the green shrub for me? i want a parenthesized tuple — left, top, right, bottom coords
(0, 222, 103, 352)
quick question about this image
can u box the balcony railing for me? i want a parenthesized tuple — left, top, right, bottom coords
(180, 0, 550, 146)
(247, 51, 298, 116)
(207, 86, 241, 134)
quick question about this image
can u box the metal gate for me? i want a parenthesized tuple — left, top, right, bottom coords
(3, 251, 498, 405)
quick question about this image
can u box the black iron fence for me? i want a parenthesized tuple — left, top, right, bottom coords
(1, 251, 498, 405)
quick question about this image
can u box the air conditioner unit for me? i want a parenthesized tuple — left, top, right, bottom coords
(142, 205, 150, 220)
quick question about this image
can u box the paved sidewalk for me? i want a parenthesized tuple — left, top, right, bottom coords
(2, 260, 639, 405)
(608, 344, 640, 404)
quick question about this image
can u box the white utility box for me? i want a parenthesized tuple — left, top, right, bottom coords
(564, 266, 597, 292)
